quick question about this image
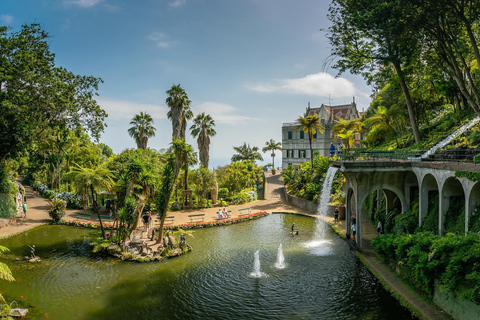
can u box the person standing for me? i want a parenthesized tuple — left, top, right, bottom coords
(377, 219, 382, 235)
(337, 143, 343, 159)
(351, 223, 356, 239)
(334, 207, 339, 224)
(22, 202, 27, 218)
(329, 143, 336, 158)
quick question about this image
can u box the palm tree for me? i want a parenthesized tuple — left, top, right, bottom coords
(166, 84, 193, 140)
(262, 139, 282, 169)
(190, 112, 216, 168)
(364, 105, 403, 148)
(336, 130, 356, 153)
(294, 114, 324, 168)
(67, 164, 114, 238)
(331, 117, 363, 137)
(128, 112, 156, 149)
(231, 143, 263, 162)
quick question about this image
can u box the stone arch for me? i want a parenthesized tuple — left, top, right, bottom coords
(419, 173, 439, 228)
(345, 186, 355, 239)
(440, 177, 465, 235)
(467, 181, 480, 232)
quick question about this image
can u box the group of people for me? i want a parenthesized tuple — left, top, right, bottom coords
(329, 142, 343, 159)
(217, 208, 230, 220)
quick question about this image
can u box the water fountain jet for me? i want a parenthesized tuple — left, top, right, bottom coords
(274, 244, 285, 269)
(250, 250, 264, 278)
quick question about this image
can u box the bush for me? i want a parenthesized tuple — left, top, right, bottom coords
(0, 193, 17, 218)
(372, 232, 480, 304)
(48, 197, 66, 223)
(218, 188, 229, 200)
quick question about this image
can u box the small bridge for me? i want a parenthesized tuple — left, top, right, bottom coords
(331, 153, 480, 249)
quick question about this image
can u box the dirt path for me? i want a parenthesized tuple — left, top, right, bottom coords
(0, 175, 451, 319)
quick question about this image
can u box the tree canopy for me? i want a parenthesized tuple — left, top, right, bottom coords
(0, 24, 107, 163)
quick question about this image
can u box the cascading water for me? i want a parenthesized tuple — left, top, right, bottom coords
(274, 244, 285, 269)
(250, 250, 264, 278)
(419, 116, 480, 159)
(305, 166, 338, 255)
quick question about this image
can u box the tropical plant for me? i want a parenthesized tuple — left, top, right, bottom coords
(294, 115, 324, 168)
(231, 143, 263, 162)
(331, 117, 363, 137)
(128, 112, 156, 149)
(0, 245, 14, 317)
(190, 112, 216, 168)
(364, 105, 404, 148)
(48, 197, 66, 223)
(262, 139, 282, 169)
(336, 130, 356, 153)
(66, 164, 114, 238)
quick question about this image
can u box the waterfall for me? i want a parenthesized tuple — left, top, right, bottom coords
(305, 166, 338, 256)
(420, 116, 480, 159)
(274, 244, 285, 269)
(317, 167, 339, 217)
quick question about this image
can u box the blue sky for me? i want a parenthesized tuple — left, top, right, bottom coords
(2, 0, 372, 168)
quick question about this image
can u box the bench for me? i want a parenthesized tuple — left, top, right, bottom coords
(188, 214, 205, 222)
(165, 216, 175, 224)
(99, 214, 113, 222)
(77, 212, 91, 220)
(238, 208, 251, 216)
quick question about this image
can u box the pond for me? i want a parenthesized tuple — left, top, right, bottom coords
(0, 214, 415, 319)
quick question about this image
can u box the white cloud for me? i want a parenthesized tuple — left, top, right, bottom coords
(96, 97, 169, 120)
(65, 0, 104, 8)
(193, 102, 257, 125)
(147, 32, 177, 48)
(104, 4, 120, 11)
(247, 72, 357, 98)
(169, 0, 186, 7)
(0, 15, 14, 25)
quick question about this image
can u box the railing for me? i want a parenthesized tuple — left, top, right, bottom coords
(335, 149, 480, 163)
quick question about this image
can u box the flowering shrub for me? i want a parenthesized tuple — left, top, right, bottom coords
(32, 182, 82, 208)
(162, 211, 269, 231)
(59, 219, 113, 229)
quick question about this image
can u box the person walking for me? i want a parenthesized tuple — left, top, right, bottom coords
(22, 202, 27, 218)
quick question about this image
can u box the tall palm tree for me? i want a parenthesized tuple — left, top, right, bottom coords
(156, 85, 193, 243)
(231, 143, 263, 162)
(262, 139, 282, 169)
(190, 112, 216, 168)
(166, 84, 193, 140)
(128, 112, 156, 149)
(294, 114, 324, 168)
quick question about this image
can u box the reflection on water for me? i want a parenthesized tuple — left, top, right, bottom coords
(0, 215, 415, 320)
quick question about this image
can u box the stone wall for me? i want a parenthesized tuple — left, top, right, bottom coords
(285, 191, 318, 213)
(433, 282, 480, 320)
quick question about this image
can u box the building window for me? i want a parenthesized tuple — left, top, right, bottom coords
(288, 131, 292, 139)
(313, 132, 317, 139)
(300, 131, 305, 139)
(299, 150, 306, 158)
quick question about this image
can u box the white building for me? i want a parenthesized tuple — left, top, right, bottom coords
(281, 99, 360, 168)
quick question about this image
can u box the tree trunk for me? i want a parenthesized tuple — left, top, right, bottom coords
(392, 61, 421, 144)
(90, 184, 105, 239)
(309, 133, 314, 169)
